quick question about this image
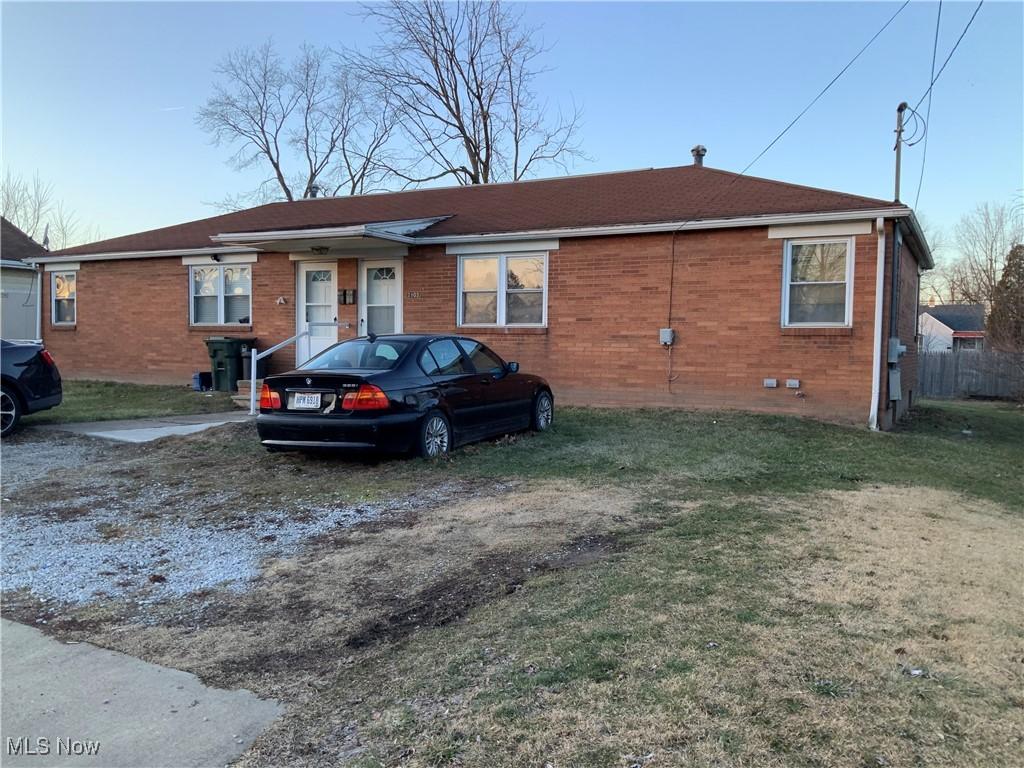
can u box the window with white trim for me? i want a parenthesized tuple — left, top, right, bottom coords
(51, 272, 77, 325)
(190, 265, 252, 325)
(458, 253, 547, 326)
(782, 238, 853, 326)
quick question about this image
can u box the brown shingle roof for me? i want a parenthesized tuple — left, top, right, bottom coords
(2, 217, 48, 261)
(55, 165, 896, 257)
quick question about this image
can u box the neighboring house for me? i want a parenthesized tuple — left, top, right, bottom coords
(29, 153, 932, 429)
(1, 217, 44, 340)
(919, 304, 986, 352)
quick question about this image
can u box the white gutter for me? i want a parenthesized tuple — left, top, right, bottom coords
(212, 224, 371, 244)
(868, 217, 886, 431)
(0, 259, 38, 270)
(412, 206, 914, 245)
(902, 210, 935, 269)
(29, 245, 258, 265)
(211, 217, 448, 245)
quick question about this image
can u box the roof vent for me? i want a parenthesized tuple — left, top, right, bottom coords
(691, 145, 707, 167)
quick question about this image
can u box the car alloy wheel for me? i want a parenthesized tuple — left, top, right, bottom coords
(534, 392, 553, 431)
(423, 414, 450, 457)
(0, 387, 19, 437)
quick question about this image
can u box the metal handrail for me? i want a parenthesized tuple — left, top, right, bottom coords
(249, 322, 343, 415)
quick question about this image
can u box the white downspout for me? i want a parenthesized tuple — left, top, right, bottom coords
(868, 217, 886, 430)
(35, 268, 43, 342)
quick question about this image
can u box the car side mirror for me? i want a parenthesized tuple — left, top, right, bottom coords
(506, 361, 519, 374)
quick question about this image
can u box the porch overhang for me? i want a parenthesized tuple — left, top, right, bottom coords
(210, 217, 449, 255)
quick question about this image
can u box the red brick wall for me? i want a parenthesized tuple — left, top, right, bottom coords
(878, 222, 924, 429)
(404, 226, 883, 424)
(41, 253, 298, 383)
(42, 223, 916, 426)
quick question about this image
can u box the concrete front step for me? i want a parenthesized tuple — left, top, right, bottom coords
(232, 379, 262, 409)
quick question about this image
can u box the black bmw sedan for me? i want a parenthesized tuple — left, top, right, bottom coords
(256, 334, 554, 457)
(1, 339, 62, 437)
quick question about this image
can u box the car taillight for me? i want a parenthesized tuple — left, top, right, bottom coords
(259, 383, 282, 410)
(39, 349, 56, 367)
(341, 384, 390, 411)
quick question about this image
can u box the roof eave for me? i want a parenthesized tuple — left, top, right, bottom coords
(31, 207, 923, 263)
(28, 245, 259, 265)
(898, 210, 935, 270)
(415, 206, 915, 245)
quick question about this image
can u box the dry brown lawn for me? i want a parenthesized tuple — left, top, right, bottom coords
(4, 401, 1021, 767)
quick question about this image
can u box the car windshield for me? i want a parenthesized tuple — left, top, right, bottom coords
(301, 339, 411, 371)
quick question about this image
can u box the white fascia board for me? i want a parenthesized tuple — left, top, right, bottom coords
(212, 225, 371, 244)
(181, 253, 258, 266)
(446, 239, 560, 255)
(0, 259, 38, 271)
(767, 220, 872, 239)
(44, 261, 80, 272)
(211, 218, 445, 245)
(903, 211, 935, 269)
(29, 246, 257, 265)
(288, 246, 409, 261)
(417, 207, 913, 246)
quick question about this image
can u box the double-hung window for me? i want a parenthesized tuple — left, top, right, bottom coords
(190, 265, 252, 325)
(782, 238, 853, 326)
(51, 271, 77, 325)
(458, 253, 547, 326)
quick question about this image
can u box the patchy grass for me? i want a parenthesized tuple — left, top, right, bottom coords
(22, 380, 237, 424)
(4, 399, 1022, 767)
(440, 400, 1023, 509)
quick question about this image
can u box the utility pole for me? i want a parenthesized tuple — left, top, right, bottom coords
(893, 101, 908, 202)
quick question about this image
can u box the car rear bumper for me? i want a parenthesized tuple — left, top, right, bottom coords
(25, 390, 62, 414)
(256, 411, 421, 452)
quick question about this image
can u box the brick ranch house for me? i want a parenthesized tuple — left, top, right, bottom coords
(32, 157, 932, 430)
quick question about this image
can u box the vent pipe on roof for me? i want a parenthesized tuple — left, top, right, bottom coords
(691, 145, 707, 167)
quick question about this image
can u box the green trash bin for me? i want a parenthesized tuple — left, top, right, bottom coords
(204, 337, 256, 392)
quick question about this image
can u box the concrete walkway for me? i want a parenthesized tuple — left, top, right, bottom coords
(1, 619, 281, 767)
(38, 411, 251, 443)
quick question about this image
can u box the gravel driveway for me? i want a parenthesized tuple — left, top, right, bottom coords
(1, 425, 449, 611)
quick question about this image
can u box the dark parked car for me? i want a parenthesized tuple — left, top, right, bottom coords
(257, 334, 553, 457)
(1, 340, 62, 437)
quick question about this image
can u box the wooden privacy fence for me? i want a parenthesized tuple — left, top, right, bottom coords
(918, 351, 1024, 400)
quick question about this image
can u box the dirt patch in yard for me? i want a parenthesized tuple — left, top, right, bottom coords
(346, 532, 623, 650)
(280, 484, 1020, 768)
(25, 479, 642, 682)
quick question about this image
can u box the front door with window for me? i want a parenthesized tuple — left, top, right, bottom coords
(296, 261, 338, 365)
(358, 260, 403, 336)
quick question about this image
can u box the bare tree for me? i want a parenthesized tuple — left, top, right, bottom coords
(198, 41, 395, 208)
(1, 171, 102, 249)
(917, 213, 957, 304)
(1, 170, 53, 240)
(350, 0, 584, 186)
(948, 202, 1024, 310)
(48, 202, 104, 251)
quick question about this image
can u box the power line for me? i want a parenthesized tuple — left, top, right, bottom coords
(913, 0, 984, 112)
(738, 0, 911, 176)
(915, 0, 943, 209)
(664, 0, 913, 380)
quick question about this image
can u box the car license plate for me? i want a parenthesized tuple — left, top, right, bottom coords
(293, 392, 321, 410)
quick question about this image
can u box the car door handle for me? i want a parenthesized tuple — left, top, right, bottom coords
(480, 377, 491, 385)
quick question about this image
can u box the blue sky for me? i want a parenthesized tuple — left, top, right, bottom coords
(2, 1, 1021, 243)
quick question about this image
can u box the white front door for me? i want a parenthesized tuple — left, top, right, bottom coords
(358, 259, 403, 336)
(296, 261, 338, 365)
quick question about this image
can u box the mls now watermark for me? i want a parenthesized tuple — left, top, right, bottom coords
(6, 737, 101, 757)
